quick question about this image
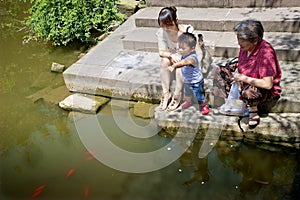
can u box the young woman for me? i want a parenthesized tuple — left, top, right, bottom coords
(156, 6, 194, 111)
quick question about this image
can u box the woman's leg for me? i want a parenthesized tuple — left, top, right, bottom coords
(248, 106, 260, 128)
(241, 85, 271, 128)
(160, 58, 172, 95)
(160, 58, 172, 110)
(174, 67, 183, 97)
(166, 68, 183, 111)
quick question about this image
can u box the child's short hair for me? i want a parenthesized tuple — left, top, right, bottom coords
(178, 32, 197, 48)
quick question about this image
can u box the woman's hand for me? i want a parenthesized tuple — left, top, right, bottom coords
(233, 71, 274, 90)
(233, 71, 245, 82)
(170, 53, 181, 63)
(168, 66, 175, 72)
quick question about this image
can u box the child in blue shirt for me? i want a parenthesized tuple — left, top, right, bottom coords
(169, 32, 210, 115)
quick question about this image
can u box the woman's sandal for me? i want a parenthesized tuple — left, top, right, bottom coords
(166, 95, 182, 111)
(160, 93, 171, 110)
(248, 111, 260, 129)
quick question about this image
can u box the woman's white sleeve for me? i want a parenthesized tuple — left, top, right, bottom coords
(156, 28, 168, 51)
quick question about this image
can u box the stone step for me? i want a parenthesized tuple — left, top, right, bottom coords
(154, 107, 300, 149)
(145, 0, 299, 8)
(122, 27, 300, 61)
(64, 49, 300, 113)
(134, 7, 300, 33)
(63, 11, 300, 113)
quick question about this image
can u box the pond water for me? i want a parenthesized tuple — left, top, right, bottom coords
(1, 1, 300, 200)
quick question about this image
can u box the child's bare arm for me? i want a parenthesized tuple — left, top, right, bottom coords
(171, 57, 196, 69)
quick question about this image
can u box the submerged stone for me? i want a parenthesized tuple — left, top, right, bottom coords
(133, 101, 157, 119)
(59, 93, 110, 113)
(51, 62, 65, 73)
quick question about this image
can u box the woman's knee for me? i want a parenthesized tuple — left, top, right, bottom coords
(160, 58, 171, 68)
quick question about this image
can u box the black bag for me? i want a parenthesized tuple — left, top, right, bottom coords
(218, 57, 238, 95)
(219, 57, 238, 85)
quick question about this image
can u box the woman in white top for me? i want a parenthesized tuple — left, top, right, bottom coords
(157, 6, 211, 111)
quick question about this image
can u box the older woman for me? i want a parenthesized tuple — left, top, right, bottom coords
(232, 19, 282, 128)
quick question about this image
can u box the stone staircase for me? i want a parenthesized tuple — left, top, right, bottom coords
(125, 7, 300, 61)
(62, 0, 300, 148)
(63, 0, 300, 112)
(121, 2, 300, 113)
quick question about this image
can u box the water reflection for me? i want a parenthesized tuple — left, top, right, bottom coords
(179, 140, 210, 185)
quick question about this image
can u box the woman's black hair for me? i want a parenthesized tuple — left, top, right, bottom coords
(234, 19, 264, 43)
(158, 6, 178, 27)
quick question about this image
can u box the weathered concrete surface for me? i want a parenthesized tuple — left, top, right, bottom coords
(123, 27, 300, 61)
(133, 101, 156, 119)
(133, 7, 300, 61)
(135, 7, 300, 33)
(145, 0, 300, 8)
(155, 106, 300, 149)
(59, 93, 110, 113)
(64, 49, 300, 113)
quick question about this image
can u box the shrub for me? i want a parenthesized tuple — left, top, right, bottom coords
(25, 0, 125, 45)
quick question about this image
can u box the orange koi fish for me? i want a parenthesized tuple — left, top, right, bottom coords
(84, 186, 89, 198)
(66, 168, 75, 178)
(86, 156, 94, 161)
(31, 185, 46, 198)
(85, 150, 98, 160)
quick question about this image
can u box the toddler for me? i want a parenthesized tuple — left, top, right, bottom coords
(169, 32, 209, 115)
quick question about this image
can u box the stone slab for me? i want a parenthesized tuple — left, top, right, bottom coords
(122, 27, 300, 61)
(64, 51, 162, 102)
(64, 48, 300, 112)
(135, 7, 300, 33)
(145, 0, 300, 8)
(59, 93, 110, 113)
(154, 106, 300, 149)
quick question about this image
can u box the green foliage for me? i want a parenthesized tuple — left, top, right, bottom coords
(26, 0, 125, 45)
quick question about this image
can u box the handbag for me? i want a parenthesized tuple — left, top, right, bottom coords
(218, 57, 238, 95)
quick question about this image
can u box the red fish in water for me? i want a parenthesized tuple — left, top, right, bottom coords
(85, 150, 94, 160)
(84, 186, 89, 198)
(85, 150, 99, 160)
(31, 185, 46, 198)
(86, 156, 94, 161)
(85, 150, 93, 156)
(66, 168, 75, 178)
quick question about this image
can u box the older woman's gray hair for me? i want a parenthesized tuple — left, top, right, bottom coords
(233, 19, 264, 43)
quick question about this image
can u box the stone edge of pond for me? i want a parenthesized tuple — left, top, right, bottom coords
(58, 93, 300, 150)
(154, 107, 300, 150)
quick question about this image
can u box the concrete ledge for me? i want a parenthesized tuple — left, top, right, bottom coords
(64, 49, 300, 112)
(145, 0, 300, 8)
(135, 7, 300, 33)
(122, 27, 300, 61)
(155, 107, 300, 149)
(64, 51, 162, 102)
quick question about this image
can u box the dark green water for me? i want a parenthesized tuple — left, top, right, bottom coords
(1, 1, 299, 200)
